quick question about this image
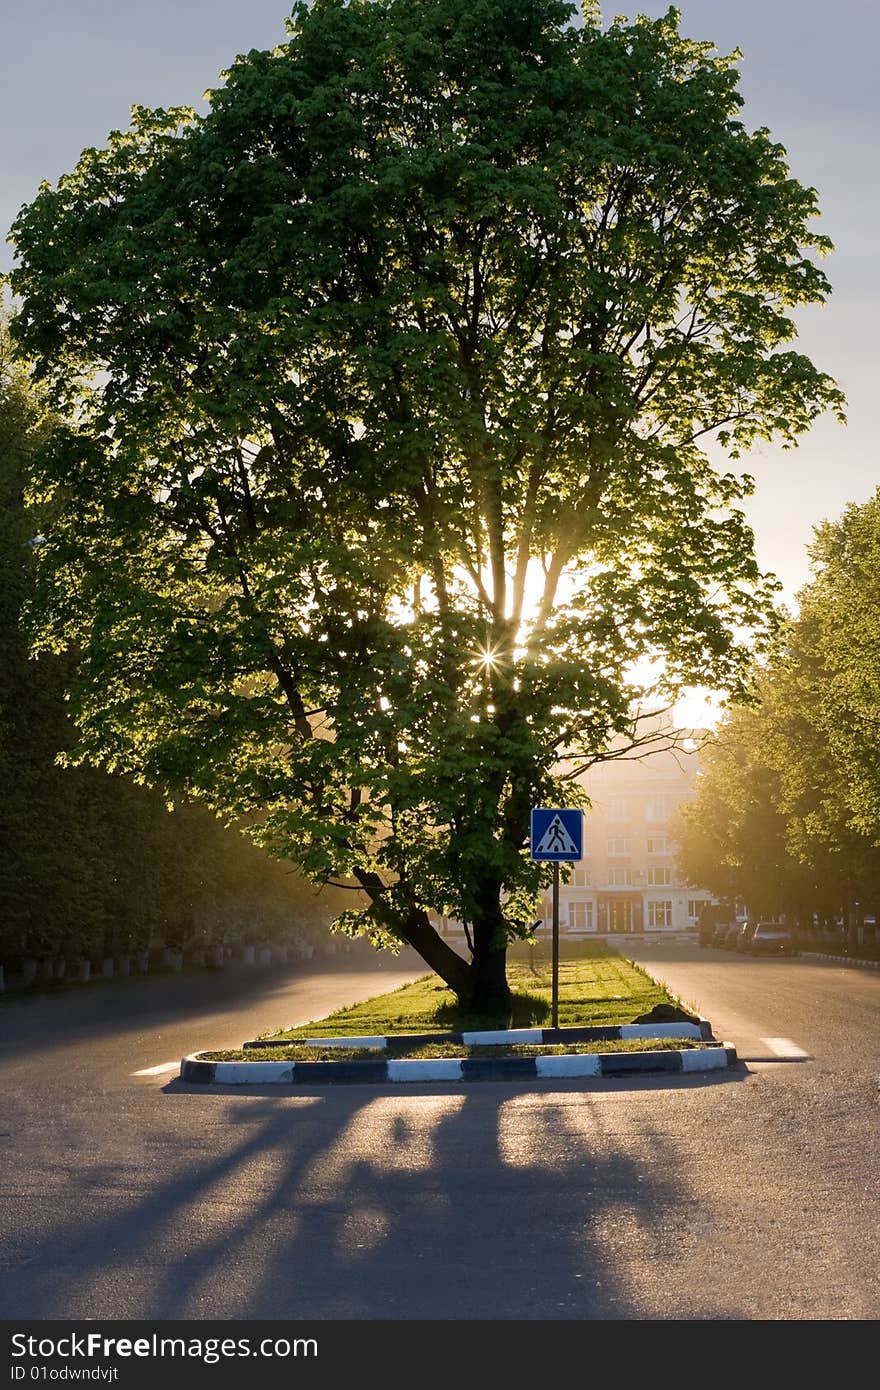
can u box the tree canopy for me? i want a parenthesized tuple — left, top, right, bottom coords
(0, 318, 336, 969)
(676, 489, 880, 935)
(7, 0, 843, 1007)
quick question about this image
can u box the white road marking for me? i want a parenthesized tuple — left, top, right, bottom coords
(759, 1037, 811, 1059)
(132, 1061, 179, 1076)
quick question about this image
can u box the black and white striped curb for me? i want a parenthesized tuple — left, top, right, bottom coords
(241, 1019, 714, 1050)
(799, 952, 880, 970)
(180, 1042, 737, 1085)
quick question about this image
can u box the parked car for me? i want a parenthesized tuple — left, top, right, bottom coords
(709, 921, 734, 947)
(735, 920, 759, 952)
(749, 923, 796, 956)
(697, 905, 740, 946)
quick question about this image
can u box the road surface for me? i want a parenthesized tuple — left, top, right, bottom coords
(1, 941, 878, 1320)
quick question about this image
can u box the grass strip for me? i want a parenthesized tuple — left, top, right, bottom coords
(257, 939, 693, 1042)
(202, 1037, 711, 1063)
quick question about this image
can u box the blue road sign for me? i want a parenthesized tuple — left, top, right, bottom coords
(530, 808, 583, 861)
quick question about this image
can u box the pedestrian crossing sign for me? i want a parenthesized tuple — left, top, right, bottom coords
(530, 808, 583, 861)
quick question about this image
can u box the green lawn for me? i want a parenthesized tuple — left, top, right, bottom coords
(204, 1037, 706, 1062)
(256, 939, 694, 1041)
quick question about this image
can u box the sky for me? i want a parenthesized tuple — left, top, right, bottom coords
(1, 0, 877, 608)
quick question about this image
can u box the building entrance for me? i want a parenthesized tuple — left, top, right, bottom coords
(609, 899, 633, 932)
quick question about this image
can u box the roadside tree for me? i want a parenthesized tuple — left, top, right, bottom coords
(767, 500, 880, 942)
(8, 0, 843, 1007)
(677, 493, 880, 942)
(675, 694, 824, 922)
(1, 319, 333, 971)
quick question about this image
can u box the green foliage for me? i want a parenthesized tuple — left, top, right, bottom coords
(792, 497, 880, 843)
(206, 1038, 700, 1061)
(674, 699, 819, 917)
(677, 488, 880, 921)
(7, 0, 843, 998)
(0, 319, 342, 965)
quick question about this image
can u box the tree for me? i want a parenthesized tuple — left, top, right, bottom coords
(7, 0, 843, 1008)
(0, 316, 91, 963)
(677, 492, 880, 937)
(767, 496, 880, 941)
(1, 315, 336, 969)
(674, 695, 823, 921)
(790, 495, 880, 844)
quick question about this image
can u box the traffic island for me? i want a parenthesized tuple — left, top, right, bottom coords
(179, 1028, 738, 1086)
(177, 942, 737, 1085)
(240, 1019, 713, 1049)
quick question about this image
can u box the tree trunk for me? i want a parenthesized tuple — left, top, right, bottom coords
(395, 905, 472, 1001)
(468, 940, 510, 1015)
(359, 875, 511, 1009)
(846, 888, 860, 954)
(468, 880, 512, 1016)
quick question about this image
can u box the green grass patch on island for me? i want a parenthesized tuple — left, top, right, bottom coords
(203, 1037, 709, 1063)
(256, 939, 695, 1043)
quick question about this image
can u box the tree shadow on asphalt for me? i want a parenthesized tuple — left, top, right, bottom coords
(0, 1071, 749, 1321)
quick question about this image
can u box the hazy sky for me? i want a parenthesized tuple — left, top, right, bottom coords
(1, 0, 876, 606)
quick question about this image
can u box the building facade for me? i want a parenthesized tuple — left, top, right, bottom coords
(541, 723, 712, 935)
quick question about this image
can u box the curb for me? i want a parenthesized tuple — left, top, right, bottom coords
(799, 951, 880, 970)
(242, 1019, 714, 1050)
(180, 1041, 737, 1086)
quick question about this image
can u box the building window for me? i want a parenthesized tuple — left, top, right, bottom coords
(646, 833, 671, 854)
(647, 865, 672, 885)
(606, 835, 631, 855)
(568, 866, 591, 888)
(607, 797, 629, 822)
(608, 866, 632, 886)
(648, 900, 673, 928)
(646, 796, 672, 823)
(687, 899, 705, 919)
(568, 901, 594, 932)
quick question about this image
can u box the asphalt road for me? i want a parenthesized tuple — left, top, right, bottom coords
(1, 941, 879, 1321)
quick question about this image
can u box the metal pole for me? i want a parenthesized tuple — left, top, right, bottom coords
(551, 860, 560, 1031)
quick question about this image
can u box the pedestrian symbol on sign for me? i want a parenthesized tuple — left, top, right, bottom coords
(530, 807, 583, 862)
(534, 814, 579, 857)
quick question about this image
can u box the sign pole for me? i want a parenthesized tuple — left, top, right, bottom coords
(530, 806, 582, 1035)
(551, 860, 560, 1031)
